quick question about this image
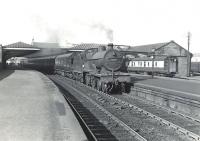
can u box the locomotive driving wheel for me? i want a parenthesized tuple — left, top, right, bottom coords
(101, 82, 107, 93)
(96, 80, 101, 91)
(121, 82, 125, 93)
(85, 74, 90, 86)
(91, 76, 96, 88)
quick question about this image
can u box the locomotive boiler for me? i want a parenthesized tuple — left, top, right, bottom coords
(55, 43, 131, 94)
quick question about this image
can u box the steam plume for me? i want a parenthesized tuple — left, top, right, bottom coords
(91, 23, 114, 42)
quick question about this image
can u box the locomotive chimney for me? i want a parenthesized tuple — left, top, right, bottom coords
(107, 43, 114, 50)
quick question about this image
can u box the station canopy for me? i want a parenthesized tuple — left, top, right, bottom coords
(3, 42, 40, 60)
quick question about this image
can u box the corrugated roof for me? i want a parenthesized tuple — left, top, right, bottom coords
(33, 42, 60, 48)
(128, 42, 169, 53)
(68, 43, 105, 51)
(4, 41, 34, 48)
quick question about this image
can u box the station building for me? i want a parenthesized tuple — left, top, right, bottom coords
(125, 40, 192, 77)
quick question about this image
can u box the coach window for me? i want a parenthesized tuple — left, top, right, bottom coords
(129, 61, 132, 67)
(144, 61, 146, 67)
(148, 62, 149, 67)
(155, 62, 157, 67)
(133, 62, 135, 66)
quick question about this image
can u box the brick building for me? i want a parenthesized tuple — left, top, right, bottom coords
(125, 40, 192, 77)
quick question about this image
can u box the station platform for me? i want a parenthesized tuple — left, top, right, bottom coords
(131, 74, 200, 95)
(0, 70, 87, 141)
(130, 74, 200, 118)
(130, 74, 200, 103)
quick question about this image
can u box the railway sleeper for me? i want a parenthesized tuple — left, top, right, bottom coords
(87, 125, 106, 128)
(85, 121, 105, 126)
(97, 138, 118, 141)
(91, 129, 111, 133)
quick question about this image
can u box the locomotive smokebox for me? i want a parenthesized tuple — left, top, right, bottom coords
(107, 43, 114, 50)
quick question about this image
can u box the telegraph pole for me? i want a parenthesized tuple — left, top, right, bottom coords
(187, 32, 191, 77)
(151, 48, 155, 78)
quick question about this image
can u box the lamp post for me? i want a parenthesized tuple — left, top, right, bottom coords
(152, 49, 155, 78)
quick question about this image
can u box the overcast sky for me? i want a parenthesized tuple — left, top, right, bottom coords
(0, 0, 200, 53)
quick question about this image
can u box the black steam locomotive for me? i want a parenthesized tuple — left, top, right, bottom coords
(26, 43, 131, 94)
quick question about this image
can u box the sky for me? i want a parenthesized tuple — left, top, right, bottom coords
(0, 0, 200, 53)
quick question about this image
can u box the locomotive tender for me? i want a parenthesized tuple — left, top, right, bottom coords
(127, 56, 177, 76)
(25, 43, 131, 94)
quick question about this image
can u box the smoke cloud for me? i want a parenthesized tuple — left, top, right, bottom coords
(31, 15, 65, 45)
(91, 23, 114, 42)
(31, 14, 115, 45)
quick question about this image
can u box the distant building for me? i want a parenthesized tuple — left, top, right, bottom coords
(32, 42, 60, 48)
(26, 42, 68, 58)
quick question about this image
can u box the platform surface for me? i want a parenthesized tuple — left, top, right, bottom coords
(131, 74, 200, 95)
(0, 70, 87, 141)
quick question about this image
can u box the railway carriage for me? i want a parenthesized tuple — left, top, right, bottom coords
(127, 56, 177, 76)
(26, 56, 56, 74)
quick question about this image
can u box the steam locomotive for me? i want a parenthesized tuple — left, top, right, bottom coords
(26, 43, 131, 94)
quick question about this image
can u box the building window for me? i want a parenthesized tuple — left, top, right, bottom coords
(148, 62, 149, 66)
(155, 62, 157, 67)
(144, 61, 146, 67)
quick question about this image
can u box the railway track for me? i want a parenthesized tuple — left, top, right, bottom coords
(114, 94, 200, 140)
(60, 88, 118, 141)
(50, 75, 143, 141)
(49, 75, 199, 141)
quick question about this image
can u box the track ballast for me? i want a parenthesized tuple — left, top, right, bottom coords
(49, 75, 198, 141)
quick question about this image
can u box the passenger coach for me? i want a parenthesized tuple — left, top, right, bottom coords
(127, 56, 177, 76)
